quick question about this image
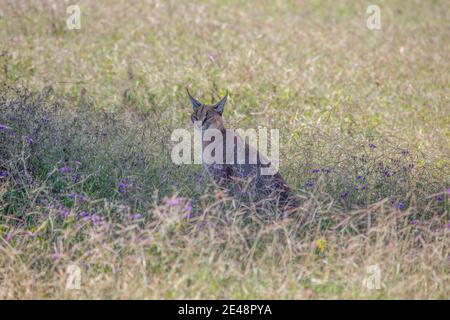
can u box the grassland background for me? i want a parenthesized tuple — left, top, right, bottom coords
(0, 0, 448, 299)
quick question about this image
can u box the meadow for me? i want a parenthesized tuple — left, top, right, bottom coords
(0, 0, 448, 299)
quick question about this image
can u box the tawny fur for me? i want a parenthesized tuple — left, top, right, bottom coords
(188, 90, 299, 214)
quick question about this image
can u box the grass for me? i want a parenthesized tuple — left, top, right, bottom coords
(0, 0, 448, 299)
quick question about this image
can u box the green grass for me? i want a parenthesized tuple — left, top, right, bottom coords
(0, 0, 448, 299)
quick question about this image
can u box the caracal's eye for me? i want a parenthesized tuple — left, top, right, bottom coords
(205, 112, 213, 120)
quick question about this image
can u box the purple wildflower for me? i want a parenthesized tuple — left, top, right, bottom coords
(384, 170, 392, 177)
(60, 210, 70, 218)
(119, 179, 130, 193)
(396, 202, 405, 210)
(24, 136, 34, 144)
(166, 197, 181, 206)
(68, 193, 87, 202)
(0, 124, 10, 130)
(6, 231, 14, 242)
(340, 191, 349, 198)
(59, 166, 71, 174)
(369, 143, 377, 149)
(436, 195, 444, 202)
(311, 169, 321, 174)
(411, 220, 420, 225)
(51, 253, 62, 261)
(80, 210, 90, 219)
(0, 170, 9, 178)
(132, 213, 143, 219)
(306, 180, 314, 188)
(357, 175, 364, 180)
(91, 214, 101, 225)
(184, 202, 193, 218)
(119, 182, 129, 189)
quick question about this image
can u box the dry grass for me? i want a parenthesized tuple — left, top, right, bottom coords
(0, 0, 449, 299)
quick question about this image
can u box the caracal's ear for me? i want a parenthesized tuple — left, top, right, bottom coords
(213, 91, 228, 115)
(186, 88, 202, 110)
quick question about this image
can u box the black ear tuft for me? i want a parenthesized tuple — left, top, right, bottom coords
(213, 91, 228, 115)
(186, 88, 202, 109)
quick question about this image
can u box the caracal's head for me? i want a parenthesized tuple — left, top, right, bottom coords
(187, 89, 228, 132)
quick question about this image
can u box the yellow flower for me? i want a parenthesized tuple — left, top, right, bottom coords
(316, 239, 327, 253)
